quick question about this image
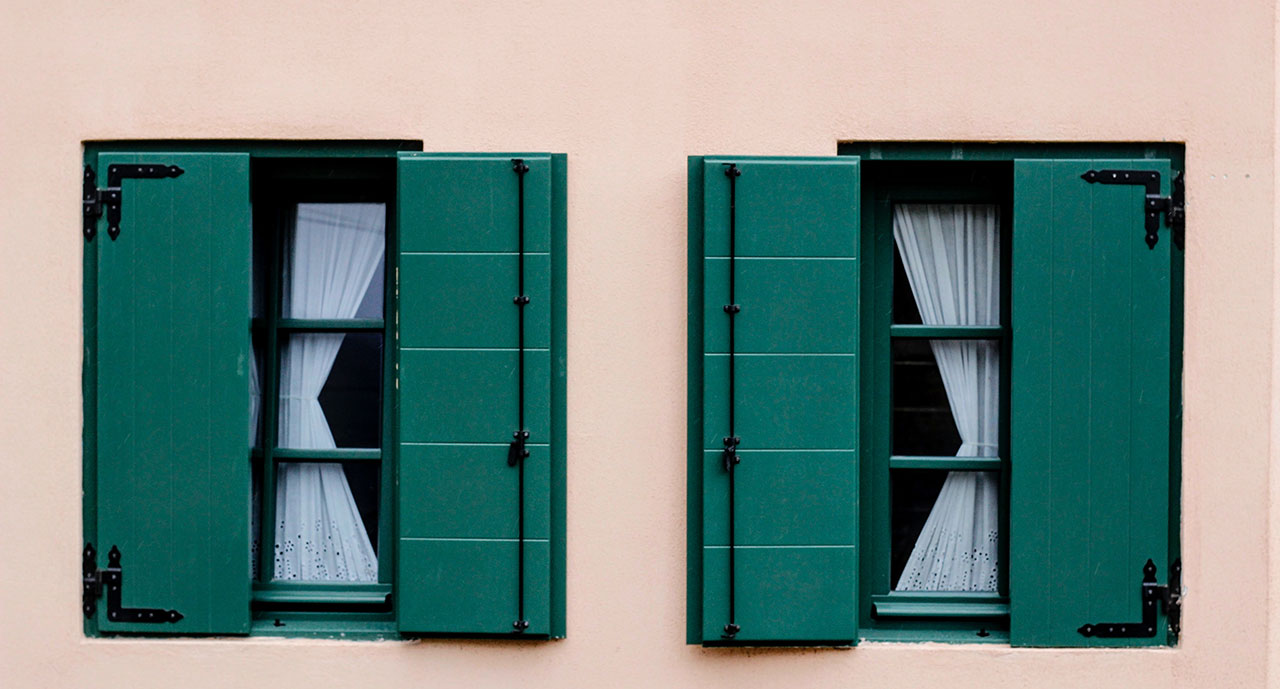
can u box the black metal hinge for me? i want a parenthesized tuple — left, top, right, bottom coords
(1081, 169, 1185, 250)
(83, 163, 184, 241)
(82, 543, 183, 624)
(1078, 558, 1181, 639)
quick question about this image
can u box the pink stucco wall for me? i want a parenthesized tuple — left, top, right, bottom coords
(0, 2, 1276, 688)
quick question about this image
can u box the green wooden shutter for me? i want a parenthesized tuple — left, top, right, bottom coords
(688, 156, 861, 645)
(1010, 159, 1178, 647)
(88, 152, 252, 634)
(395, 153, 565, 636)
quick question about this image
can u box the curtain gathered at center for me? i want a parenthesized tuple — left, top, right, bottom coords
(892, 203, 1001, 592)
(272, 202, 384, 582)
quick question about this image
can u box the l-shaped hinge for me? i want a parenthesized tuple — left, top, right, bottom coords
(83, 543, 183, 624)
(1078, 558, 1182, 639)
(1081, 169, 1185, 251)
(83, 163, 184, 241)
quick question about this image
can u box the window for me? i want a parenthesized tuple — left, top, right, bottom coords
(861, 163, 1012, 641)
(686, 145, 1183, 647)
(250, 159, 394, 617)
(82, 143, 567, 639)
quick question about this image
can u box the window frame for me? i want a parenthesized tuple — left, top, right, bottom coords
(81, 140, 421, 639)
(857, 163, 1013, 642)
(838, 141, 1184, 644)
(685, 142, 1185, 646)
(250, 159, 397, 616)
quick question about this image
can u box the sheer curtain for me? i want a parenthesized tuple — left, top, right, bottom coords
(893, 204, 1001, 592)
(273, 203, 384, 582)
(250, 350, 261, 579)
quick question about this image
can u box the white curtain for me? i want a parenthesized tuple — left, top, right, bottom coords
(892, 204, 1001, 592)
(273, 203, 384, 582)
(250, 349, 261, 447)
(250, 348, 261, 580)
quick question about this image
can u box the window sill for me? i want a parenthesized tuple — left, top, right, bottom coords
(248, 617, 399, 640)
(871, 592, 1010, 619)
(252, 582, 392, 606)
(859, 628, 1010, 644)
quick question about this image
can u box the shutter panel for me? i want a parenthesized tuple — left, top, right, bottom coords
(395, 153, 564, 636)
(689, 156, 861, 645)
(89, 152, 252, 634)
(1010, 159, 1177, 647)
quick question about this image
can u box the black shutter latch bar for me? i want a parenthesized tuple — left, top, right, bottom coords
(721, 162, 742, 640)
(1077, 558, 1182, 639)
(82, 543, 183, 623)
(83, 163, 185, 242)
(510, 158, 531, 634)
(507, 429, 530, 467)
(1081, 169, 1185, 250)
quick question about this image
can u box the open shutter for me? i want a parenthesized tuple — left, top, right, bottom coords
(688, 156, 861, 645)
(1010, 159, 1179, 646)
(395, 153, 564, 636)
(88, 152, 252, 634)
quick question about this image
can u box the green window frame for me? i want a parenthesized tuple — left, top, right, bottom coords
(81, 141, 568, 640)
(688, 142, 1184, 647)
(858, 162, 1013, 642)
(250, 157, 397, 619)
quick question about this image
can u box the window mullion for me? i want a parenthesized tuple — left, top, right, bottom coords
(257, 205, 285, 584)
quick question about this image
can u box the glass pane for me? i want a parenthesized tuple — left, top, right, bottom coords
(892, 247, 923, 324)
(892, 203, 1001, 325)
(252, 217, 271, 320)
(277, 333, 383, 449)
(272, 461, 380, 582)
(354, 256, 386, 319)
(891, 469, 946, 586)
(892, 338, 1000, 457)
(250, 332, 265, 448)
(281, 202, 386, 319)
(251, 457, 262, 581)
(892, 469, 1000, 592)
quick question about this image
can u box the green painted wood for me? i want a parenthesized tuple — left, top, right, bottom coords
(400, 253, 550, 349)
(686, 157, 707, 644)
(399, 349, 551, 442)
(888, 456, 1003, 471)
(1010, 159, 1173, 647)
(252, 583, 392, 605)
(702, 547, 855, 643)
(395, 153, 558, 636)
(269, 448, 381, 461)
(703, 158, 860, 258)
(702, 355, 858, 450)
(275, 318, 384, 332)
(93, 152, 252, 634)
(397, 540, 550, 636)
(703, 258, 859, 354)
(549, 153, 568, 638)
(857, 168, 1016, 637)
(888, 325, 1004, 339)
(695, 156, 860, 645)
(871, 595, 1010, 618)
(397, 155, 550, 253)
(857, 193, 895, 631)
(702, 450, 856, 546)
(400, 444, 550, 540)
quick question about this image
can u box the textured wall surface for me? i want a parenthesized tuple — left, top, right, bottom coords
(0, 2, 1276, 688)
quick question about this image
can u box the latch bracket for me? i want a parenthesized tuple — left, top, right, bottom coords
(1077, 558, 1181, 639)
(1081, 169, 1185, 250)
(83, 163, 184, 241)
(82, 543, 184, 624)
